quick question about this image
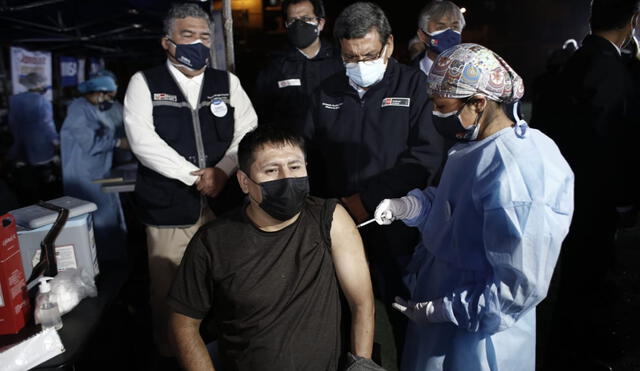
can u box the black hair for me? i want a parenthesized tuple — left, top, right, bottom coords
(333, 2, 392, 44)
(282, 0, 326, 20)
(590, 0, 640, 31)
(238, 125, 306, 174)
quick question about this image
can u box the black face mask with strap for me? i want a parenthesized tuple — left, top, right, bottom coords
(287, 20, 318, 49)
(249, 176, 310, 221)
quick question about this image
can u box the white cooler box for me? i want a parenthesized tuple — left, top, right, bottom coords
(9, 197, 99, 283)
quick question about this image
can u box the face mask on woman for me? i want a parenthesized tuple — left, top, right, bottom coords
(431, 100, 482, 142)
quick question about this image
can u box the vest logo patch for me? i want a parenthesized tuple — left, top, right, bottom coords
(278, 79, 302, 88)
(322, 102, 343, 110)
(381, 97, 410, 108)
(153, 93, 177, 102)
(206, 94, 230, 104)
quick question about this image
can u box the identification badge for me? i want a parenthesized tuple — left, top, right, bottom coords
(153, 93, 177, 102)
(381, 97, 411, 108)
(210, 98, 228, 117)
(278, 79, 302, 88)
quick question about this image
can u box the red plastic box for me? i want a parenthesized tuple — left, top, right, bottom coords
(0, 214, 30, 335)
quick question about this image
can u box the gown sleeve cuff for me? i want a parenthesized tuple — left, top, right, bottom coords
(404, 188, 433, 227)
(427, 297, 455, 324)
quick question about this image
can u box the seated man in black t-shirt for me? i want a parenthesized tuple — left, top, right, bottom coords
(168, 125, 379, 371)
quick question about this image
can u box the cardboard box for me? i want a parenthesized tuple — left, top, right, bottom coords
(0, 214, 30, 335)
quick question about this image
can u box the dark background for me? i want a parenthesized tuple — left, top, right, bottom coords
(0, 0, 593, 112)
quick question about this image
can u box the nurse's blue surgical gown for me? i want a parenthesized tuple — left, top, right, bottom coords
(61, 97, 127, 261)
(401, 125, 574, 371)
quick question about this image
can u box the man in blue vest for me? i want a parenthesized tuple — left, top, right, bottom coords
(123, 3, 257, 358)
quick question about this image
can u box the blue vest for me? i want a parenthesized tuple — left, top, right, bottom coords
(136, 65, 234, 226)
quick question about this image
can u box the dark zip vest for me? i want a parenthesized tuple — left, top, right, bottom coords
(135, 65, 234, 226)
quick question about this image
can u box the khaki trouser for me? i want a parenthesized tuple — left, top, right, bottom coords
(146, 207, 214, 356)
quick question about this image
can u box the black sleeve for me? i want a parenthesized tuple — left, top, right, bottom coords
(303, 87, 328, 197)
(582, 58, 639, 207)
(359, 73, 446, 212)
(301, 85, 319, 141)
(253, 64, 276, 126)
(167, 229, 214, 319)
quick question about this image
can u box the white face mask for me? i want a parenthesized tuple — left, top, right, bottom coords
(344, 46, 388, 88)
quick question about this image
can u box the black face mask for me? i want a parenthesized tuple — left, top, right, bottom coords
(98, 100, 114, 111)
(250, 176, 310, 221)
(287, 20, 318, 49)
(167, 38, 210, 70)
(431, 110, 480, 142)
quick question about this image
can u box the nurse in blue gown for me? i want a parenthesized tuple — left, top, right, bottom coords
(61, 75, 128, 262)
(374, 44, 574, 371)
(91, 70, 132, 164)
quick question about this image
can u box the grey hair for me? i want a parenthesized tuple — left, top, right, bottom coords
(334, 2, 392, 44)
(163, 3, 211, 36)
(418, 1, 466, 32)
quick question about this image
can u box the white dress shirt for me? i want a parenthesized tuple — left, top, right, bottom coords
(419, 54, 434, 76)
(124, 61, 258, 186)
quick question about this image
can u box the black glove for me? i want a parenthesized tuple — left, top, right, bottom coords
(344, 352, 387, 371)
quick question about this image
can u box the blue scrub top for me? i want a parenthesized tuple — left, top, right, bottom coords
(8, 91, 59, 165)
(401, 125, 574, 371)
(60, 97, 126, 261)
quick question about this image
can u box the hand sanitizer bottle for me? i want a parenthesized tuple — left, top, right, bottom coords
(36, 277, 63, 330)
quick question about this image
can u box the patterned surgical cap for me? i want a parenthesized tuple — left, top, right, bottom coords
(427, 43, 525, 103)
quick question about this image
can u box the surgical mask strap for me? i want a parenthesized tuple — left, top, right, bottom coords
(245, 173, 264, 205)
(512, 101, 528, 138)
(470, 107, 483, 140)
(245, 175, 266, 205)
(165, 39, 183, 68)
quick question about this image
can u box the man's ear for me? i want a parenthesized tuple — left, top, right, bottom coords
(385, 34, 395, 59)
(237, 170, 250, 194)
(417, 28, 427, 43)
(318, 17, 326, 32)
(161, 36, 170, 51)
(471, 95, 488, 113)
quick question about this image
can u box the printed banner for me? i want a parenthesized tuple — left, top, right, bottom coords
(60, 56, 79, 87)
(10, 46, 52, 100)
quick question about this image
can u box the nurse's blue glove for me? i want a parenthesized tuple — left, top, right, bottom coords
(374, 196, 421, 225)
(392, 296, 434, 325)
